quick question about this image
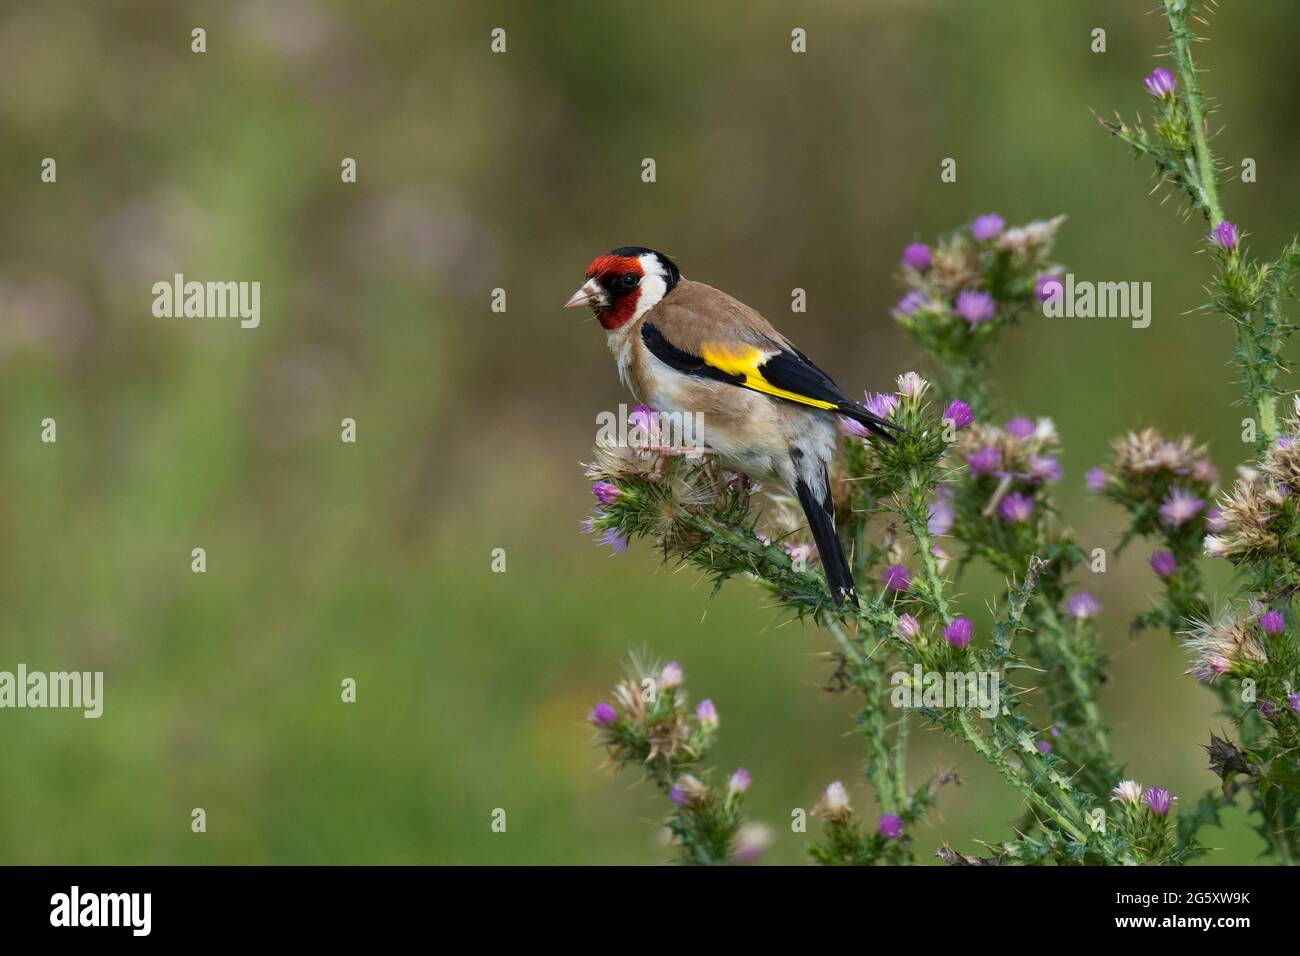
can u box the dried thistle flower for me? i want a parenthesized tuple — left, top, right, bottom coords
(1260, 434, 1300, 489)
(1181, 610, 1269, 683)
(813, 781, 853, 823)
(1109, 429, 1210, 481)
(1111, 780, 1143, 806)
(669, 774, 709, 807)
(1204, 477, 1284, 560)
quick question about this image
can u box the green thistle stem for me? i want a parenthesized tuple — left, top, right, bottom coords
(954, 710, 1091, 845)
(900, 466, 953, 625)
(1164, 0, 1223, 225)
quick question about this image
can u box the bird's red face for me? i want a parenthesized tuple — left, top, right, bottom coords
(564, 247, 680, 331)
(564, 254, 646, 330)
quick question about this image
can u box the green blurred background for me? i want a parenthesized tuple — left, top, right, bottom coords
(2, 0, 1298, 864)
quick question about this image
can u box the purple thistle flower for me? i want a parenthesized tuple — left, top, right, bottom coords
(660, 661, 684, 689)
(1036, 740, 1053, 754)
(1259, 699, 1277, 718)
(1029, 454, 1063, 482)
(1259, 611, 1286, 636)
(628, 404, 656, 433)
(955, 289, 996, 325)
(696, 699, 719, 728)
(998, 491, 1035, 524)
(1085, 467, 1107, 493)
(1289, 694, 1300, 714)
(883, 564, 912, 592)
(893, 290, 928, 317)
(1206, 506, 1227, 532)
(878, 813, 904, 840)
(1209, 221, 1238, 251)
(598, 529, 629, 554)
(943, 399, 974, 429)
(1035, 273, 1064, 303)
(965, 446, 1002, 476)
(944, 617, 973, 648)
(1065, 591, 1102, 620)
(1144, 786, 1174, 817)
(864, 391, 900, 420)
(1144, 67, 1176, 98)
(1005, 416, 1035, 439)
(896, 613, 921, 641)
(592, 481, 621, 505)
(729, 768, 752, 794)
(1159, 486, 1205, 527)
(669, 785, 686, 805)
(591, 701, 618, 726)
(1150, 550, 1178, 578)
(970, 214, 1005, 241)
(901, 243, 932, 270)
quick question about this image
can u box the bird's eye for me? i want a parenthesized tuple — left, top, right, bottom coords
(621, 274, 640, 289)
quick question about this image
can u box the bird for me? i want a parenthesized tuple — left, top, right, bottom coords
(565, 245, 899, 607)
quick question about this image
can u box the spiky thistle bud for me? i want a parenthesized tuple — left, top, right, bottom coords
(695, 698, 719, 729)
(814, 781, 852, 823)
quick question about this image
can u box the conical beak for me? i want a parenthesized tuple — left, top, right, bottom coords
(564, 278, 604, 309)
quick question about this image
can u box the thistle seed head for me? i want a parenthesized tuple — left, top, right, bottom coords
(1181, 610, 1268, 682)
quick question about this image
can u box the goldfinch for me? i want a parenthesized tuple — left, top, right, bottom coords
(566, 246, 898, 607)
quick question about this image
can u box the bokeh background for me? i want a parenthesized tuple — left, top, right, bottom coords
(2, 0, 1299, 864)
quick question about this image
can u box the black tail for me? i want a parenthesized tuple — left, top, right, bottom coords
(794, 466, 858, 608)
(837, 401, 903, 444)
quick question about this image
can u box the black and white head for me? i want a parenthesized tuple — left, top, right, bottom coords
(563, 247, 682, 330)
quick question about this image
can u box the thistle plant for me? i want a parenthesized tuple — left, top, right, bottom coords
(589, 658, 763, 865)
(1093, 0, 1300, 862)
(582, 1, 1300, 865)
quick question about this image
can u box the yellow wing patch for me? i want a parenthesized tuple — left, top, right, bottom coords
(699, 341, 838, 410)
